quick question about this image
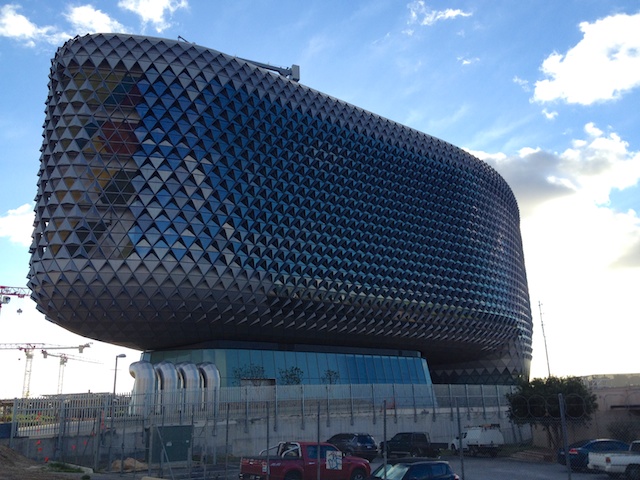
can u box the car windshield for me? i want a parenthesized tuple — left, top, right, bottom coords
(371, 463, 395, 478)
(384, 464, 411, 480)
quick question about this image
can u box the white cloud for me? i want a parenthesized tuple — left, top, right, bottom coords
(457, 56, 479, 66)
(476, 126, 640, 378)
(0, 4, 64, 46)
(513, 76, 530, 92)
(534, 12, 640, 105)
(65, 5, 127, 34)
(118, 0, 188, 33)
(558, 123, 640, 205)
(541, 108, 557, 120)
(477, 124, 640, 218)
(407, 1, 471, 27)
(0, 203, 34, 247)
(0, 4, 127, 46)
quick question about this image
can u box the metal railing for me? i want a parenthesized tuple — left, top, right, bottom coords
(5, 383, 523, 475)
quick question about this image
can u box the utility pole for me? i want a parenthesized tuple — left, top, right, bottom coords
(538, 301, 551, 377)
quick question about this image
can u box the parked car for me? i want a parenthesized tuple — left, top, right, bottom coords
(379, 432, 440, 458)
(588, 440, 640, 477)
(239, 441, 370, 480)
(370, 460, 459, 480)
(557, 438, 629, 471)
(369, 456, 446, 479)
(327, 433, 378, 461)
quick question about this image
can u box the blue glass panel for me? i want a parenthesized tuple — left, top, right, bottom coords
(355, 355, 367, 384)
(336, 354, 351, 384)
(294, 351, 309, 384)
(373, 356, 386, 383)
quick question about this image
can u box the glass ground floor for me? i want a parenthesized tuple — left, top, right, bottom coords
(142, 342, 433, 387)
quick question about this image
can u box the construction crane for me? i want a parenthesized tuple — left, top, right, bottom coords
(0, 285, 30, 313)
(41, 350, 102, 394)
(0, 343, 92, 397)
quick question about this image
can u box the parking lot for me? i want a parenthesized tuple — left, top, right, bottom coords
(373, 454, 613, 480)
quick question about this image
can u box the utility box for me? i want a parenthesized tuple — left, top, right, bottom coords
(149, 425, 192, 463)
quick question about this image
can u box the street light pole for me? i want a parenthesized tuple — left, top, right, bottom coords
(113, 354, 126, 397)
(109, 353, 126, 470)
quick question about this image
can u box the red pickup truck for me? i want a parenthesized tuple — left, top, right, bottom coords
(239, 441, 371, 480)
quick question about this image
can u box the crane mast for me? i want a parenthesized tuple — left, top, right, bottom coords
(0, 343, 92, 397)
(41, 350, 102, 394)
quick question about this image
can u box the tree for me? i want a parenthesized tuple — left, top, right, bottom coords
(505, 376, 598, 452)
(279, 366, 304, 385)
(321, 369, 340, 385)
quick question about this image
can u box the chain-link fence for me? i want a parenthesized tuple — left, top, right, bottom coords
(5, 383, 529, 477)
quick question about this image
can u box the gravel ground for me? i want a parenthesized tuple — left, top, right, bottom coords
(0, 445, 137, 480)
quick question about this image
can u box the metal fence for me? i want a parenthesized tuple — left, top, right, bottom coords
(5, 383, 526, 477)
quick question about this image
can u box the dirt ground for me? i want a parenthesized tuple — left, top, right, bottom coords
(0, 444, 90, 480)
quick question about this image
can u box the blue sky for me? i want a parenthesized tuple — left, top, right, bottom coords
(1, 0, 639, 397)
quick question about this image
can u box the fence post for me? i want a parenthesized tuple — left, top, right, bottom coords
(274, 385, 278, 432)
(301, 384, 305, 431)
(244, 386, 249, 433)
(431, 386, 437, 422)
(371, 384, 376, 425)
(392, 384, 398, 424)
(9, 398, 18, 449)
(326, 384, 331, 428)
(481, 384, 487, 420)
(56, 398, 66, 462)
(225, 403, 231, 477)
(93, 410, 101, 472)
(465, 384, 471, 420)
(349, 384, 354, 426)
(449, 384, 454, 420)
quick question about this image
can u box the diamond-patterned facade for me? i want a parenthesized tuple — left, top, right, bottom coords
(29, 34, 533, 384)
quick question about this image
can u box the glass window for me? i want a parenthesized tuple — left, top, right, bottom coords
(261, 350, 276, 380)
(295, 351, 309, 383)
(316, 353, 329, 384)
(273, 351, 286, 377)
(409, 464, 431, 479)
(346, 355, 359, 383)
(336, 354, 350, 384)
(390, 357, 402, 382)
(306, 352, 320, 384)
(355, 355, 367, 383)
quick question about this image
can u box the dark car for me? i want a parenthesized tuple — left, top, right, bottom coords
(369, 457, 445, 479)
(379, 432, 440, 458)
(327, 433, 378, 461)
(557, 438, 629, 471)
(370, 460, 459, 480)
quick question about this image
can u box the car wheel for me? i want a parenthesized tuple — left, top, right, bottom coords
(450, 444, 457, 453)
(470, 446, 479, 457)
(626, 465, 640, 480)
(345, 449, 353, 456)
(350, 468, 366, 480)
(410, 448, 421, 457)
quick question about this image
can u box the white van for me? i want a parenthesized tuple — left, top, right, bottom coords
(450, 425, 504, 457)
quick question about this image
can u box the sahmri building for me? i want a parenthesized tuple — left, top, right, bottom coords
(28, 34, 533, 389)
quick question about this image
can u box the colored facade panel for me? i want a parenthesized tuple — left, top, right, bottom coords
(29, 34, 533, 384)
